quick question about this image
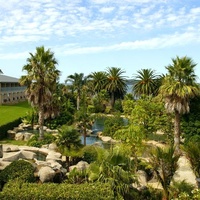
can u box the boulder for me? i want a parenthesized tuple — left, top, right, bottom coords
(15, 132, 24, 141)
(21, 150, 36, 160)
(2, 151, 21, 162)
(7, 130, 16, 139)
(48, 143, 58, 151)
(69, 161, 89, 172)
(46, 151, 62, 162)
(13, 126, 24, 133)
(38, 166, 56, 183)
(0, 160, 11, 170)
(24, 132, 32, 141)
(137, 170, 147, 186)
(4, 145, 20, 152)
(101, 136, 112, 142)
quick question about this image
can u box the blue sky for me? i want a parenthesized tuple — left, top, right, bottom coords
(0, 0, 200, 83)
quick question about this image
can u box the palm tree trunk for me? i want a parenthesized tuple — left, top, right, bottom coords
(174, 110, 181, 153)
(38, 106, 44, 140)
(83, 126, 87, 146)
(110, 92, 115, 110)
(77, 94, 80, 110)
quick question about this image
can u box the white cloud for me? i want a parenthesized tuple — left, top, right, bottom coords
(99, 7, 115, 13)
(54, 31, 200, 56)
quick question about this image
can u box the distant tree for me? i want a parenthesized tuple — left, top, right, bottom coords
(20, 46, 60, 140)
(105, 67, 127, 109)
(66, 73, 87, 110)
(159, 56, 199, 152)
(0, 69, 3, 74)
(88, 71, 107, 94)
(133, 69, 160, 97)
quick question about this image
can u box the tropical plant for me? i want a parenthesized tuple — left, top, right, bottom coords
(56, 125, 82, 169)
(88, 71, 107, 94)
(149, 146, 180, 200)
(133, 69, 160, 97)
(20, 46, 60, 140)
(75, 86, 93, 146)
(159, 56, 199, 152)
(88, 145, 136, 199)
(66, 73, 87, 110)
(105, 67, 127, 110)
(184, 135, 200, 187)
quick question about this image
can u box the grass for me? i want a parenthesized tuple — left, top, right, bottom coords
(0, 139, 28, 146)
(0, 101, 31, 126)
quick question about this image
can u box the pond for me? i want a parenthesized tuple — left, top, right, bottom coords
(81, 117, 105, 146)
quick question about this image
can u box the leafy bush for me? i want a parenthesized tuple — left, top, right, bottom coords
(0, 160, 35, 190)
(0, 118, 22, 139)
(0, 181, 115, 200)
(81, 145, 101, 163)
(170, 181, 195, 199)
(45, 111, 74, 129)
(103, 115, 125, 137)
(27, 133, 56, 147)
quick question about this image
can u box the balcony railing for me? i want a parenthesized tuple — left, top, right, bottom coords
(0, 86, 26, 92)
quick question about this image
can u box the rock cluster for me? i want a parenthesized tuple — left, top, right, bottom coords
(0, 143, 67, 183)
(7, 123, 58, 141)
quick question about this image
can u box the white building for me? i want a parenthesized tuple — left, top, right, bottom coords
(0, 74, 26, 105)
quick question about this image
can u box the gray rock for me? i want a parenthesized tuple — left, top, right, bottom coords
(2, 151, 21, 162)
(7, 130, 16, 139)
(21, 150, 36, 160)
(24, 132, 32, 141)
(48, 143, 58, 151)
(38, 166, 56, 183)
(15, 132, 24, 141)
(69, 161, 89, 172)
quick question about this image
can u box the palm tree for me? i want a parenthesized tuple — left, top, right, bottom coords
(20, 46, 60, 140)
(149, 146, 180, 200)
(56, 125, 82, 169)
(88, 145, 136, 199)
(66, 73, 87, 110)
(133, 69, 160, 97)
(88, 71, 107, 94)
(159, 56, 199, 152)
(105, 67, 127, 109)
(184, 136, 200, 188)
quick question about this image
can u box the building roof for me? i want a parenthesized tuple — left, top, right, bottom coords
(0, 74, 19, 83)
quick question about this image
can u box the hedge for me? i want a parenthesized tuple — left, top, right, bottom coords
(0, 181, 115, 200)
(0, 118, 22, 139)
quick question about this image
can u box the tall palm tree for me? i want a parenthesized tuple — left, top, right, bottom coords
(105, 67, 127, 109)
(88, 71, 107, 94)
(20, 46, 60, 140)
(66, 73, 87, 110)
(133, 69, 160, 97)
(159, 56, 199, 152)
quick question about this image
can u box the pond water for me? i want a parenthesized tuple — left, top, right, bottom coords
(81, 117, 105, 146)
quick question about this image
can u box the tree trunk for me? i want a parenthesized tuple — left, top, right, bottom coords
(174, 110, 181, 153)
(83, 126, 87, 146)
(77, 95, 80, 110)
(38, 106, 44, 140)
(110, 92, 115, 110)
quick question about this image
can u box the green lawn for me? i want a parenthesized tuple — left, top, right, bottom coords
(0, 101, 31, 126)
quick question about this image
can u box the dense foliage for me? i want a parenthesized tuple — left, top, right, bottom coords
(0, 160, 35, 190)
(0, 181, 115, 200)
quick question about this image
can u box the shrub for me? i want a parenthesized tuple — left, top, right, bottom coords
(0, 181, 115, 200)
(0, 160, 35, 190)
(0, 118, 22, 139)
(81, 145, 101, 163)
(27, 133, 56, 147)
(103, 115, 125, 137)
